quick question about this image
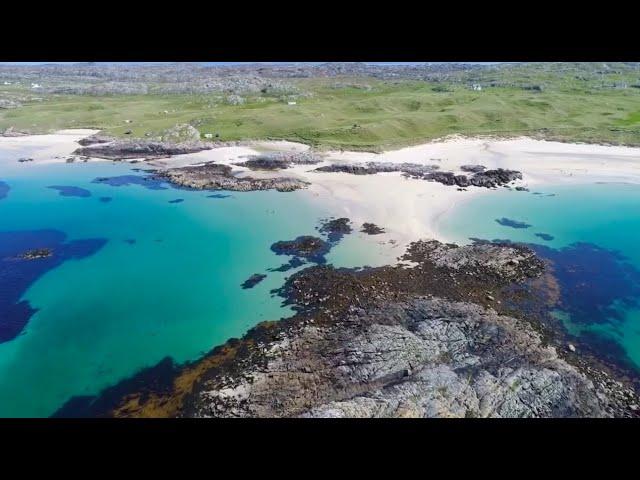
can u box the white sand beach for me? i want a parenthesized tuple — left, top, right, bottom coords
(0, 129, 100, 163)
(4, 131, 640, 251)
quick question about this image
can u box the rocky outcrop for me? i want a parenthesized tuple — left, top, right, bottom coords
(19, 248, 53, 260)
(270, 236, 331, 264)
(73, 138, 213, 160)
(156, 163, 308, 192)
(361, 222, 385, 235)
(54, 239, 639, 418)
(179, 240, 634, 418)
(414, 168, 523, 188)
(460, 164, 487, 173)
(314, 162, 521, 189)
(76, 134, 113, 147)
(187, 297, 612, 418)
(314, 162, 439, 176)
(236, 152, 322, 170)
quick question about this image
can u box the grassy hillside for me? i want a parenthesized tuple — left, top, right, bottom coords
(2, 67, 640, 150)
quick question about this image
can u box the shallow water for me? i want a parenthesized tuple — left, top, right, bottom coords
(438, 183, 640, 371)
(0, 155, 391, 417)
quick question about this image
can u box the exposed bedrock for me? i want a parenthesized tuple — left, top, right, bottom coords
(155, 163, 309, 192)
(314, 162, 521, 188)
(235, 152, 323, 170)
(53, 240, 639, 418)
(188, 297, 613, 418)
(314, 161, 439, 176)
(361, 222, 385, 235)
(73, 134, 215, 160)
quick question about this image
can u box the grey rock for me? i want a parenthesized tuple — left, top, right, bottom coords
(187, 297, 612, 418)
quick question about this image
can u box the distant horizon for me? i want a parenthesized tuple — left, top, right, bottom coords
(0, 61, 507, 66)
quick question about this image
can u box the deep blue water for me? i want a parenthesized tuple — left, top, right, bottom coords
(439, 183, 640, 372)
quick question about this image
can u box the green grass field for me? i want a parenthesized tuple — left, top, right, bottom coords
(2, 72, 640, 150)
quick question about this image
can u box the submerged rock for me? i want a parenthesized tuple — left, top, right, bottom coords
(318, 217, 352, 242)
(19, 248, 53, 260)
(270, 236, 331, 264)
(241, 274, 267, 289)
(496, 217, 532, 229)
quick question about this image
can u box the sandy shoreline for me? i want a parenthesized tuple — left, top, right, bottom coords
(3, 130, 640, 253)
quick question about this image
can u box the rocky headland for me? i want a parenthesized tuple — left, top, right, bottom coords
(55, 238, 640, 418)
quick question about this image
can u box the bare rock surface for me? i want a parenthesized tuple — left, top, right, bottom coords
(54, 240, 639, 418)
(188, 297, 610, 418)
(314, 162, 521, 189)
(156, 163, 309, 192)
(236, 152, 323, 170)
(74, 137, 213, 160)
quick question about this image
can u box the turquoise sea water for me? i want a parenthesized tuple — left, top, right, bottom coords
(438, 183, 640, 371)
(0, 156, 390, 417)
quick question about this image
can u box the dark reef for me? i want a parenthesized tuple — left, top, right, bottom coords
(270, 236, 332, 264)
(47, 185, 92, 198)
(241, 274, 267, 289)
(92, 175, 169, 190)
(318, 217, 352, 242)
(535, 233, 554, 241)
(361, 222, 385, 235)
(268, 256, 306, 272)
(496, 217, 532, 229)
(0, 230, 107, 344)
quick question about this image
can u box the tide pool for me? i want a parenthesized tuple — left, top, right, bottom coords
(0, 157, 390, 417)
(437, 183, 640, 372)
